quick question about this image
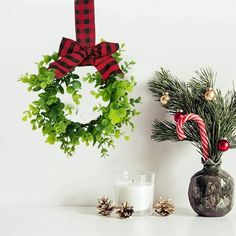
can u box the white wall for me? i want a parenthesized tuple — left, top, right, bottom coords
(0, 0, 236, 208)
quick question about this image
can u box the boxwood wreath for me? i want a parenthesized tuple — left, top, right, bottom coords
(20, 44, 141, 157)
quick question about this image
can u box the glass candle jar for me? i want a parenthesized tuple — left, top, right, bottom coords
(114, 171, 155, 215)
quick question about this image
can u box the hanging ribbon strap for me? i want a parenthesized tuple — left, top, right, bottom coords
(74, 0, 96, 47)
(176, 113, 209, 162)
(49, 0, 123, 80)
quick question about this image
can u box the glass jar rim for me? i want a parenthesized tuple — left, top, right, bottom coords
(114, 170, 155, 177)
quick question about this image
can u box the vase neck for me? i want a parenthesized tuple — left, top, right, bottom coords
(203, 159, 222, 171)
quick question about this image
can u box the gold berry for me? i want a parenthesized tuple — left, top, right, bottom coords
(160, 93, 170, 106)
(204, 88, 215, 101)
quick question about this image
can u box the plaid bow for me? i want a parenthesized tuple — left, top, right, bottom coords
(49, 0, 122, 80)
(49, 37, 122, 80)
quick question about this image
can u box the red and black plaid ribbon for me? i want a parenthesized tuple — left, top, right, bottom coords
(49, 0, 122, 80)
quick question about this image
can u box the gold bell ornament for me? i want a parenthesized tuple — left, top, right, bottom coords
(204, 87, 216, 101)
(160, 92, 170, 106)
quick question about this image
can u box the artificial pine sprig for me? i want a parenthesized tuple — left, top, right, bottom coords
(148, 68, 236, 163)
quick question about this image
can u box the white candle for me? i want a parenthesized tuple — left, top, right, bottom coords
(115, 182, 154, 212)
(114, 171, 155, 213)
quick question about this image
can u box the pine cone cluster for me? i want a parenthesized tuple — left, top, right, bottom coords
(97, 197, 115, 216)
(97, 196, 175, 218)
(154, 197, 175, 216)
(116, 202, 134, 218)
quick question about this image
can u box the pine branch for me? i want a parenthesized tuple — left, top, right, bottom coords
(149, 68, 236, 163)
(151, 120, 178, 142)
(152, 120, 200, 143)
(148, 68, 192, 114)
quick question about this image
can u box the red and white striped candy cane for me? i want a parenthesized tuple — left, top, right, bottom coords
(176, 113, 209, 161)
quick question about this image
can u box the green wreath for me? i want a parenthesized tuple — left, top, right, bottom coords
(20, 44, 141, 157)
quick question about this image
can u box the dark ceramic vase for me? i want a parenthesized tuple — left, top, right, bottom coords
(188, 160, 234, 217)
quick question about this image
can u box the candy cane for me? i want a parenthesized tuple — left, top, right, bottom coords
(176, 113, 209, 161)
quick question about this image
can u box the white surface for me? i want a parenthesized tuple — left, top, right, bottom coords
(0, 0, 236, 207)
(0, 207, 235, 236)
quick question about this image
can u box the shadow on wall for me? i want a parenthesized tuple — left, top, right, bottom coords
(121, 80, 190, 202)
(60, 81, 192, 206)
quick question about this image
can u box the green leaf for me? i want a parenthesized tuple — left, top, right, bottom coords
(39, 67, 47, 75)
(32, 87, 41, 92)
(110, 102, 119, 110)
(121, 65, 128, 73)
(102, 91, 110, 102)
(135, 97, 141, 103)
(40, 82, 47, 89)
(22, 115, 28, 121)
(90, 90, 97, 97)
(96, 134, 102, 142)
(108, 109, 122, 124)
(52, 53, 59, 61)
(46, 135, 56, 144)
(54, 121, 67, 134)
(72, 92, 80, 105)
(66, 86, 75, 94)
(102, 119, 109, 126)
(72, 74, 80, 79)
(43, 55, 52, 64)
(101, 148, 108, 154)
(115, 130, 120, 138)
(72, 81, 82, 90)
(118, 108, 126, 118)
(58, 85, 64, 94)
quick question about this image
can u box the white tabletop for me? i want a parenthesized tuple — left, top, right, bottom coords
(0, 207, 235, 236)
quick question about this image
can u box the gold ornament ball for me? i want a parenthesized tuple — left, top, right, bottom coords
(160, 93, 170, 105)
(204, 88, 215, 101)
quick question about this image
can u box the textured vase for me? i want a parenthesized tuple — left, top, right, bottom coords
(188, 160, 234, 217)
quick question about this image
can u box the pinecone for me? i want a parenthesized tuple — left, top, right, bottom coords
(97, 197, 115, 216)
(154, 197, 175, 216)
(116, 202, 134, 219)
